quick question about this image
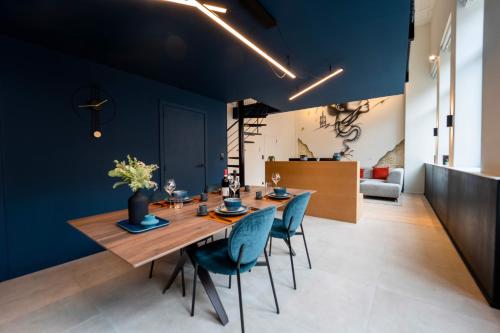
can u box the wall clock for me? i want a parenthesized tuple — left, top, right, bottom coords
(71, 84, 116, 138)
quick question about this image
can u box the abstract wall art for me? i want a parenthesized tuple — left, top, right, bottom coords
(320, 98, 389, 158)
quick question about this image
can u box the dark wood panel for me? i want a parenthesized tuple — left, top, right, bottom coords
(424, 164, 434, 210)
(447, 170, 497, 301)
(425, 163, 500, 308)
(432, 166, 449, 226)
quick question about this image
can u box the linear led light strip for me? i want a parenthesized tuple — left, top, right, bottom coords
(164, 0, 227, 13)
(289, 68, 344, 101)
(167, 0, 296, 79)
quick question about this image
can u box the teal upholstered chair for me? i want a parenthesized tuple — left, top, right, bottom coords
(268, 192, 312, 289)
(191, 206, 279, 333)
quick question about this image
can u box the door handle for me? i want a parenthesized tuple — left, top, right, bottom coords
(195, 163, 205, 168)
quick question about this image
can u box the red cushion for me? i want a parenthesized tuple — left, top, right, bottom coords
(373, 167, 389, 179)
(360, 168, 364, 178)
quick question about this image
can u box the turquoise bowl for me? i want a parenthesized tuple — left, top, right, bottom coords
(141, 214, 159, 226)
(273, 187, 287, 196)
(173, 190, 188, 199)
(224, 198, 242, 211)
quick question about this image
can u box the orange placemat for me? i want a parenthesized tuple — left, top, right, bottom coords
(206, 209, 258, 225)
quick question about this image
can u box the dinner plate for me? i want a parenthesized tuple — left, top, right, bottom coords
(219, 205, 246, 213)
(267, 192, 293, 199)
(215, 205, 249, 216)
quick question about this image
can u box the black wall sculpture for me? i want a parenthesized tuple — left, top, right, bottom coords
(319, 98, 389, 158)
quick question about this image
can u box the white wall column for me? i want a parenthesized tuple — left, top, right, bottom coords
(453, 0, 483, 168)
(481, 0, 500, 175)
(404, 23, 437, 193)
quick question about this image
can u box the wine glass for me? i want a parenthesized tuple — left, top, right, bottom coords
(271, 172, 281, 187)
(164, 179, 176, 207)
(230, 176, 240, 198)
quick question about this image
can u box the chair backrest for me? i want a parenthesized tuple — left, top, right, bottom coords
(282, 192, 311, 233)
(228, 206, 277, 265)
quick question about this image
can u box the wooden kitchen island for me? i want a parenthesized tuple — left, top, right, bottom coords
(265, 161, 361, 223)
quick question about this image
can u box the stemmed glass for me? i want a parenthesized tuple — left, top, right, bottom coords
(272, 172, 281, 187)
(164, 179, 176, 208)
(230, 176, 240, 198)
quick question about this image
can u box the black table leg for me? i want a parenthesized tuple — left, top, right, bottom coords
(162, 253, 188, 294)
(187, 249, 229, 326)
(162, 246, 229, 326)
(149, 260, 155, 279)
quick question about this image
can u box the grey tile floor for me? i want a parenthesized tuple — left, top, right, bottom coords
(1, 194, 499, 332)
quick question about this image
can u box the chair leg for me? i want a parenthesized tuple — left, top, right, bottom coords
(179, 249, 186, 296)
(229, 275, 232, 289)
(148, 260, 155, 279)
(300, 224, 312, 269)
(236, 270, 245, 333)
(181, 266, 186, 297)
(264, 249, 280, 314)
(287, 236, 297, 290)
(191, 264, 198, 316)
(269, 236, 273, 256)
(284, 239, 296, 256)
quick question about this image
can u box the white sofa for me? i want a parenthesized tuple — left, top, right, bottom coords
(360, 168, 404, 200)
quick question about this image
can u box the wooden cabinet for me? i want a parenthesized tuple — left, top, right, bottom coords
(265, 161, 360, 223)
(425, 163, 500, 308)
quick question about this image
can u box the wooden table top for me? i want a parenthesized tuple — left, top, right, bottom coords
(68, 187, 314, 268)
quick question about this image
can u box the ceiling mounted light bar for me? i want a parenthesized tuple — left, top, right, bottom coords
(189, 0, 296, 79)
(164, 0, 227, 14)
(289, 68, 344, 101)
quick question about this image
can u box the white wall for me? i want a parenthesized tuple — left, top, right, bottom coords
(294, 96, 405, 168)
(481, 0, 500, 175)
(226, 104, 296, 186)
(404, 23, 437, 193)
(454, 0, 483, 168)
(243, 112, 297, 186)
(430, 0, 453, 55)
(438, 47, 451, 162)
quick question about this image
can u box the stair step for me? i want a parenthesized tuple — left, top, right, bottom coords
(232, 102, 280, 119)
(244, 140, 255, 144)
(227, 164, 240, 168)
(243, 115, 268, 119)
(244, 132, 262, 136)
(245, 124, 267, 127)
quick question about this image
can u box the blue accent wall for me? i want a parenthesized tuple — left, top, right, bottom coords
(0, 116, 8, 281)
(0, 36, 227, 280)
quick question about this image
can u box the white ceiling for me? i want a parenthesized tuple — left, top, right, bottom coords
(415, 0, 436, 26)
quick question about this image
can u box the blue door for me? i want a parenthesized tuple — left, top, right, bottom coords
(161, 104, 206, 196)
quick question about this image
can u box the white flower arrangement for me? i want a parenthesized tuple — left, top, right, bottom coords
(108, 155, 159, 192)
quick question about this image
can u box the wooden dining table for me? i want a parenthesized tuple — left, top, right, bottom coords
(68, 187, 314, 326)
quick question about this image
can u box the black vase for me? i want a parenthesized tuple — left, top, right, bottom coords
(128, 190, 149, 225)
